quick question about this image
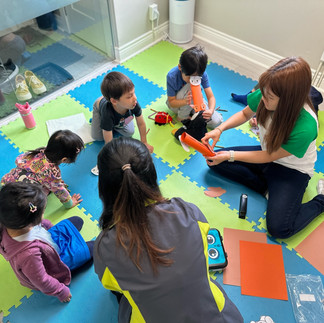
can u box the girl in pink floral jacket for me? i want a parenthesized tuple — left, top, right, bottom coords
(1, 130, 84, 208)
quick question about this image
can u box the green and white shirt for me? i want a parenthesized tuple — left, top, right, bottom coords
(247, 89, 318, 176)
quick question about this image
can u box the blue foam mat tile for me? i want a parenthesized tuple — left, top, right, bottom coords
(0, 133, 22, 178)
(68, 65, 165, 111)
(315, 147, 324, 174)
(152, 154, 175, 183)
(60, 141, 103, 221)
(206, 62, 257, 116)
(23, 42, 83, 70)
(221, 279, 295, 323)
(6, 265, 118, 323)
(177, 151, 267, 226)
(215, 128, 260, 148)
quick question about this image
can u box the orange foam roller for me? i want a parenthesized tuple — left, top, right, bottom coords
(180, 132, 215, 157)
(190, 76, 205, 112)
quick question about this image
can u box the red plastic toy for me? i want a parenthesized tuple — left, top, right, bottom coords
(148, 109, 173, 126)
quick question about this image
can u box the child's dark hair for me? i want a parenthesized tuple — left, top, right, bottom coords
(100, 71, 134, 101)
(0, 182, 46, 230)
(179, 45, 208, 76)
(97, 137, 173, 274)
(28, 130, 84, 164)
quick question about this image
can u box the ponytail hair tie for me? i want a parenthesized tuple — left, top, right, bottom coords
(122, 164, 131, 171)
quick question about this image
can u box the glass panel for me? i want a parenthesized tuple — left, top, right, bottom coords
(0, 0, 79, 31)
(0, 0, 114, 121)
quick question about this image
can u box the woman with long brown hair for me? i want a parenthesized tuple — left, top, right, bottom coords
(202, 56, 323, 239)
(93, 137, 243, 323)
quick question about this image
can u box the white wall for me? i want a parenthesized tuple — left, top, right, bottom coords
(195, 0, 324, 69)
(111, 0, 168, 47)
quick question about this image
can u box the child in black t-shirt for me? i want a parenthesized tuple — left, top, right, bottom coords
(91, 71, 153, 175)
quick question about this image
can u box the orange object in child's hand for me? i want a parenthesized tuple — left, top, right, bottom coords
(190, 76, 205, 112)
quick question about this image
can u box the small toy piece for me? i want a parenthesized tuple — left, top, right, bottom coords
(239, 193, 248, 219)
(207, 228, 228, 270)
(179, 132, 215, 157)
(148, 109, 174, 126)
(190, 76, 205, 113)
(15, 102, 36, 129)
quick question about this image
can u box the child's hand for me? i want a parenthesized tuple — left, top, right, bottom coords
(71, 193, 83, 207)
(185, 91, 192, 105)
(202, 108, 212, 120)
(145, 143, 154, 154)
(62, 293, 72, 303)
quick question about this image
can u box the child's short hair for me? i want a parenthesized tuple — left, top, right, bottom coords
(100, 71, 134, 101)
(28, 130, 84, 164)
(179, 45, 208, 76)
(0, 182, 46, 230)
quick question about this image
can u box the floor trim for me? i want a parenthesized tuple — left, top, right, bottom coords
(115, 21, 169, 63)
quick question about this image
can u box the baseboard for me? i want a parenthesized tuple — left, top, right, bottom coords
(115, 21, 169, 63)
(194, 22, 282, 69)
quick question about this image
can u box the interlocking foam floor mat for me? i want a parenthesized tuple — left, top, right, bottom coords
(1, 41, 323, 322)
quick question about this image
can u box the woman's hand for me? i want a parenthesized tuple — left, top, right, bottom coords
(201, 127, 222, 149)
(71, 193, 83, 207)
(205, 151, 231, 166)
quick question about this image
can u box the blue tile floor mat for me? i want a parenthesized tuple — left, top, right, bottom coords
(68, 65, 165, 111)
(6, 264, 118, 323)
(23, 42, 83, 70)
(0, 132, 22, 177)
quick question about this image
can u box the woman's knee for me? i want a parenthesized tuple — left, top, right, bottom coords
(266, 214, 292, 239)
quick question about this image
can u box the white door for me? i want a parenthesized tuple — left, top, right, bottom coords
(64, 0, 114, 58)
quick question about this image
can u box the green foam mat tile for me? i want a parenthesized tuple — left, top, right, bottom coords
(1, 95, 91, 152)
(122, 41, 183, 89)
(0, 258, 32, 316)
(132, 95, 195, 168)
(159, 171, 256, 235)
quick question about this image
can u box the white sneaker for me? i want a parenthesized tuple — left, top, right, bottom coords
(24, 70, 46, 95)
(317, 179, 324, 195)
(15, 74, 32, 101)
(91, 165, 99, 176)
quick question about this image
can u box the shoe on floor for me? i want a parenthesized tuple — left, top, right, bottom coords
(24, 71, 46, 95)
(317, 179, 324, 195)
(91, 165, 99, 176)
(0, 59, 19, 93)
(15, 74, 32, 101)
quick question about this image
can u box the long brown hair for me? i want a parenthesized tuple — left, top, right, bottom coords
(256, 57, 315, 153)
(98, 137, 173, 274)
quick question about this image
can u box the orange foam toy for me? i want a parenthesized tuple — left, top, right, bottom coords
(180, 132, 215, 157)
(190, 76, 205, 113)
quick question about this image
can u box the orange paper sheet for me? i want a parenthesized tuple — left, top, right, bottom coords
(295, 222, 324, 275)
(223, 228, 267, 286)
(240, 241, 288, 300)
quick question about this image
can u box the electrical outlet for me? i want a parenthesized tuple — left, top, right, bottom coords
(149, 3, 158, 21)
